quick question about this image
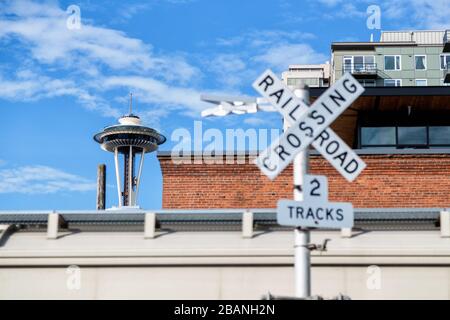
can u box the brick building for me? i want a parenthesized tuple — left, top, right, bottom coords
(158, 30, 450, 209)
(158, 30, 450, 210)
(158, 86, 450, 209)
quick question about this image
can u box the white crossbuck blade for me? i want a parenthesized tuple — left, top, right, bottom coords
(253, 70, 366, 181)
(200, 94, 276, 117)
(200, 101, 256, 117)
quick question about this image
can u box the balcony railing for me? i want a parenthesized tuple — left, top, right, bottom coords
(444, 30, 450, 52)
(343, 63, 378, 78)
(444, 63, 450, 83)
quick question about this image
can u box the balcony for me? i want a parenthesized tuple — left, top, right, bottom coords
(444, 63, 450, 83)
(343, 63, 378, 79)
(444, 30, 450, 52)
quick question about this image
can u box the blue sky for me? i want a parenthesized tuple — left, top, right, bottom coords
(0, 0, 448, 210)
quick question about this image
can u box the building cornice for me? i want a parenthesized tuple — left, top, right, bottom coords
(310, 86, 450, 97)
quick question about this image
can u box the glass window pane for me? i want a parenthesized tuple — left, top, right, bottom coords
(365, 56, 374, 64)
(385, 79, 401, 87)
(385, 56, 395, 70)
(397, 127, 426, 145)
(354, 56, 364, 71)
(415, 56, 426, 70)
(416, 79, 427, 86)
(343, 57, 352, 73)
(304, 78, 318, 86)
(395, 56, 400, 69)
(361, 127, 396, 145)
(429, 127, 450, 145)
(442, 55, 450, 69)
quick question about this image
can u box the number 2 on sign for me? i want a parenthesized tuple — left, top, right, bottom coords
(303, 175, 328, 201)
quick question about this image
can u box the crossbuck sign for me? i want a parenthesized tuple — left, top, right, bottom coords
(253, 70, 366, 181)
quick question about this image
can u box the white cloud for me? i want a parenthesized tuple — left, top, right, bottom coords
(314, 0, 450, 30)
(101, 75, 207, 115)
(0, 70, 121, 117)
(0, 0, 202, 120)
(0, 165, 96, 194)
(116, 2, 152, 21)
(243, 116, 275, 127)
(253, 43, 328, 71)
(398, 0, 450, 29)
(212, 29, 325, 88)
(0, 5, 148, 70)
(0, 1, 328, 125)
(207, 54, 246, 88)
(339, 3, 366, 18)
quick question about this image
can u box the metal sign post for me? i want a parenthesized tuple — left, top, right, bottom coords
(291, 85, 311, 298)
(253, 69, 364, 299)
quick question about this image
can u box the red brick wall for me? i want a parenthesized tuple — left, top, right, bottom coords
(158, 154, 450, 209)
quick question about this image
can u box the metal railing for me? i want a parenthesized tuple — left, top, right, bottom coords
(444, 62, 450, 84)
(444, 30, 450, 53)
(343, 63, 378, 75)
(0, 208, 442, 231)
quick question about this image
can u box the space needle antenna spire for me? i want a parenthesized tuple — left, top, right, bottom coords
(129, 93, 133, 114)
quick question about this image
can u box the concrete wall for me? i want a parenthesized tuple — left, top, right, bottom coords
(2, 230, 450, 300)
(1, 265, 450, 299)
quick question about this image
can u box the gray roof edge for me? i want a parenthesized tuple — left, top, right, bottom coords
(0, 208, 444, 217)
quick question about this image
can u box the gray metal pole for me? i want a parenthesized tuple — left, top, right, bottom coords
(135, 148, 145, 203)
(128, 146, 134, 206)
(114, 148, 123, 207)
(96, 164, 106, 210)
(288, 84, 311, 298)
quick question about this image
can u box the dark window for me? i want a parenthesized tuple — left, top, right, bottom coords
(397, 127, 427, 145)
(358, 111, 450, 149)
(441, 55, 450, 69)
(361, 127, 395, 146)
(415, 55, 426, 70)
(429, 127, 450, 145)
(360, 125, 450, 149)
(385, 55, 400, 70)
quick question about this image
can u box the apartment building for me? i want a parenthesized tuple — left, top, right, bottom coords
(281, 63, 330, 88)
(331, 30, 450, 87)
(444, 30, 450, 83)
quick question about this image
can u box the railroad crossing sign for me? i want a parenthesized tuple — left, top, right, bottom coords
(277, 175, 354, 229)
(253, 70, 366, 181)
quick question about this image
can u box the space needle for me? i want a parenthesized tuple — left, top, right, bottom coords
(94, 94, 166, 207)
